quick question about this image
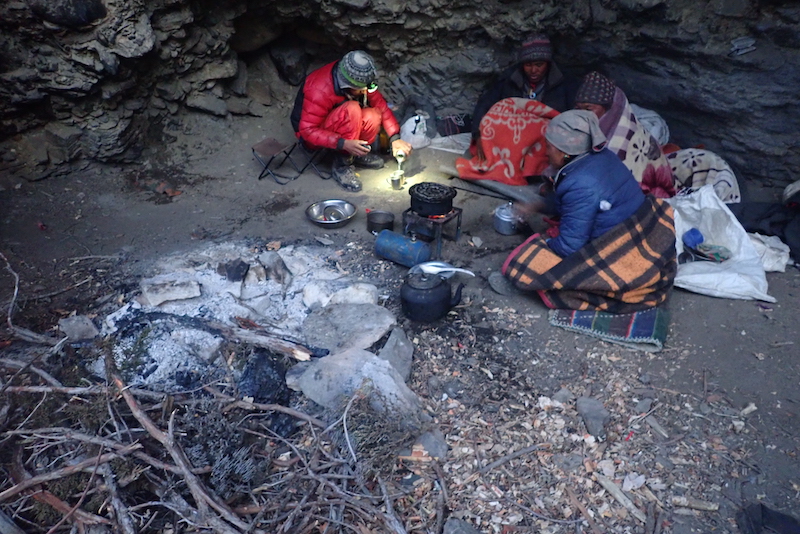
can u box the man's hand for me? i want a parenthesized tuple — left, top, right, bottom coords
(512, 199, 546, 219)
(391, 139, 413, 159)
(343, 139, 372, 157)
(475, 138, 486, 162)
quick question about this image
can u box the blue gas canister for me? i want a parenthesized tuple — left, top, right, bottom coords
(374, 230, 432, 267)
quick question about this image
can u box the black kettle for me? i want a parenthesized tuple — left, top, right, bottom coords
(401, 272, 464, 323)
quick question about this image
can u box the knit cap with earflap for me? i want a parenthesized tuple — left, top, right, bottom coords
(336, 50, 377, 89)
(545, 110, 607, 156)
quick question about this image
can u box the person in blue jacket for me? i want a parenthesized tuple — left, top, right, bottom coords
(539, 109, 645, 257)
(501, 109, 676, 312)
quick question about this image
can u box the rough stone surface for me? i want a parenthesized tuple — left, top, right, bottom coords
(377, 327, 414, 382)
(413, 427, 448, 460)
(443, 518, 482, 534)
(140, 273, 202, 306)
(302, 303, 397, 353)
(284, 347, 423, 418)
(58, 315, 100, 340)
(0, 0, 798, 189)
(576, 396, 611, 438)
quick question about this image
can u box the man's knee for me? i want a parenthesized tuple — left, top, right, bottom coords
(362, 107, 380, 123)
(361, 107, 381, 140)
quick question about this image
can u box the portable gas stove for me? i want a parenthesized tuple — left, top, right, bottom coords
(404, 182, 463, 259)
(402, 207, 462, 259)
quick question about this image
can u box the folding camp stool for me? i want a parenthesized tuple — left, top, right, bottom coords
(252, 137, 330, 185)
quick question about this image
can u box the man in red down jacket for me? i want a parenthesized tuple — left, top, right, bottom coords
(290, 50, 413, 192)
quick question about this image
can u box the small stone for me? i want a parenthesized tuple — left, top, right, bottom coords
(414, 427, 448, 460)
(378, 327, 413, 381)
(552, 387, 575, 403)
(218, 258, 249, 282)
(58, 315, 99, 340)
(635, 398, 654, 414)
(140, 273, 201, 306)
(552, 453, 583, 473)
(488, 272, 518, 296)
(427, 375, 442, 395)
(576, 396, 610, 438)
(444, 518, 482, 534)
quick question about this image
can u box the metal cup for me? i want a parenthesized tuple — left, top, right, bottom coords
(389, 170, 405, 190)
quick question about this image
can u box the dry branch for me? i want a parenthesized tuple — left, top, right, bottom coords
(98, 463, 137, 534)
(0, 444, 141, 503)
(595, 474, 647, 522)
(565, 485, 603, 534)
(215, 325, 312, 361)
(671, 495, 719, 511)
(0, 358, 63, 387)
(6, 427, 212, 475)
(478, 443, 550, 474)
(1, 251, 63, 347)
(203, 386, 326, 428)
(112, 372, 256, 534)
(44, 450, 104, 534)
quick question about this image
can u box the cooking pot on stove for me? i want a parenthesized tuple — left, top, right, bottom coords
(408, 182, 457, 217)
(401, 272, 464, 323)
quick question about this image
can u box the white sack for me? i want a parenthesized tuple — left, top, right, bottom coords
(400, 112, 432, 149)
(667, 185, 775, 302)
(748, 233, 791, 272)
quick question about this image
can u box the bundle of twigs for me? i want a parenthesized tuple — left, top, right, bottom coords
(0, 342, 448, 533)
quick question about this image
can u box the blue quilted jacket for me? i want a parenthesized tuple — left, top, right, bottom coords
(547, 148, 645, 258)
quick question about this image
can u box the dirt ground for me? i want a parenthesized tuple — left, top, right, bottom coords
(1, 103, 799, 532)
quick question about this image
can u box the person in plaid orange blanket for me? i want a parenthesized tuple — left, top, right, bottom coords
(501, 110, 677, 312)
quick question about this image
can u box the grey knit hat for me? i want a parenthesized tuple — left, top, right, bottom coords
(517, 34, 553, 64)
(336, 50, 377, 89)
(545, 110, 607, 156)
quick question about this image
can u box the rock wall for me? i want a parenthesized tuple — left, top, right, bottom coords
(1, 0, 797, 188)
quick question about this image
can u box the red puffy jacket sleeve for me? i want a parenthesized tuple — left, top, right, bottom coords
(297, 62, 400, 149)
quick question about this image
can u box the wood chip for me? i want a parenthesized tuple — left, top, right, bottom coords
(645, 415, 670, 439)
(671, 496, 719, 511)
(595, 474, 647, 522)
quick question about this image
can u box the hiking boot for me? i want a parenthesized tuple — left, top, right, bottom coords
(332, 156, 362, 192)
(354, 152, 385, 169)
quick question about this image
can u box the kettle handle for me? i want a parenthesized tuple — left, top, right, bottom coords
(450, 283, 465, 308)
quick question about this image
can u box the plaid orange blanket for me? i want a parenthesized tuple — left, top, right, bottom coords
(501, 196, 677, 312)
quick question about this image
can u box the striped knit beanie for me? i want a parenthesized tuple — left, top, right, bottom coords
(575, 71, 616, 107)
(336, 50, 377, 89)
(517, 35, 553, 63)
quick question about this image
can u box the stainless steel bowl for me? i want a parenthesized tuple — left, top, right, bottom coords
(305, 199, 357, 229)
